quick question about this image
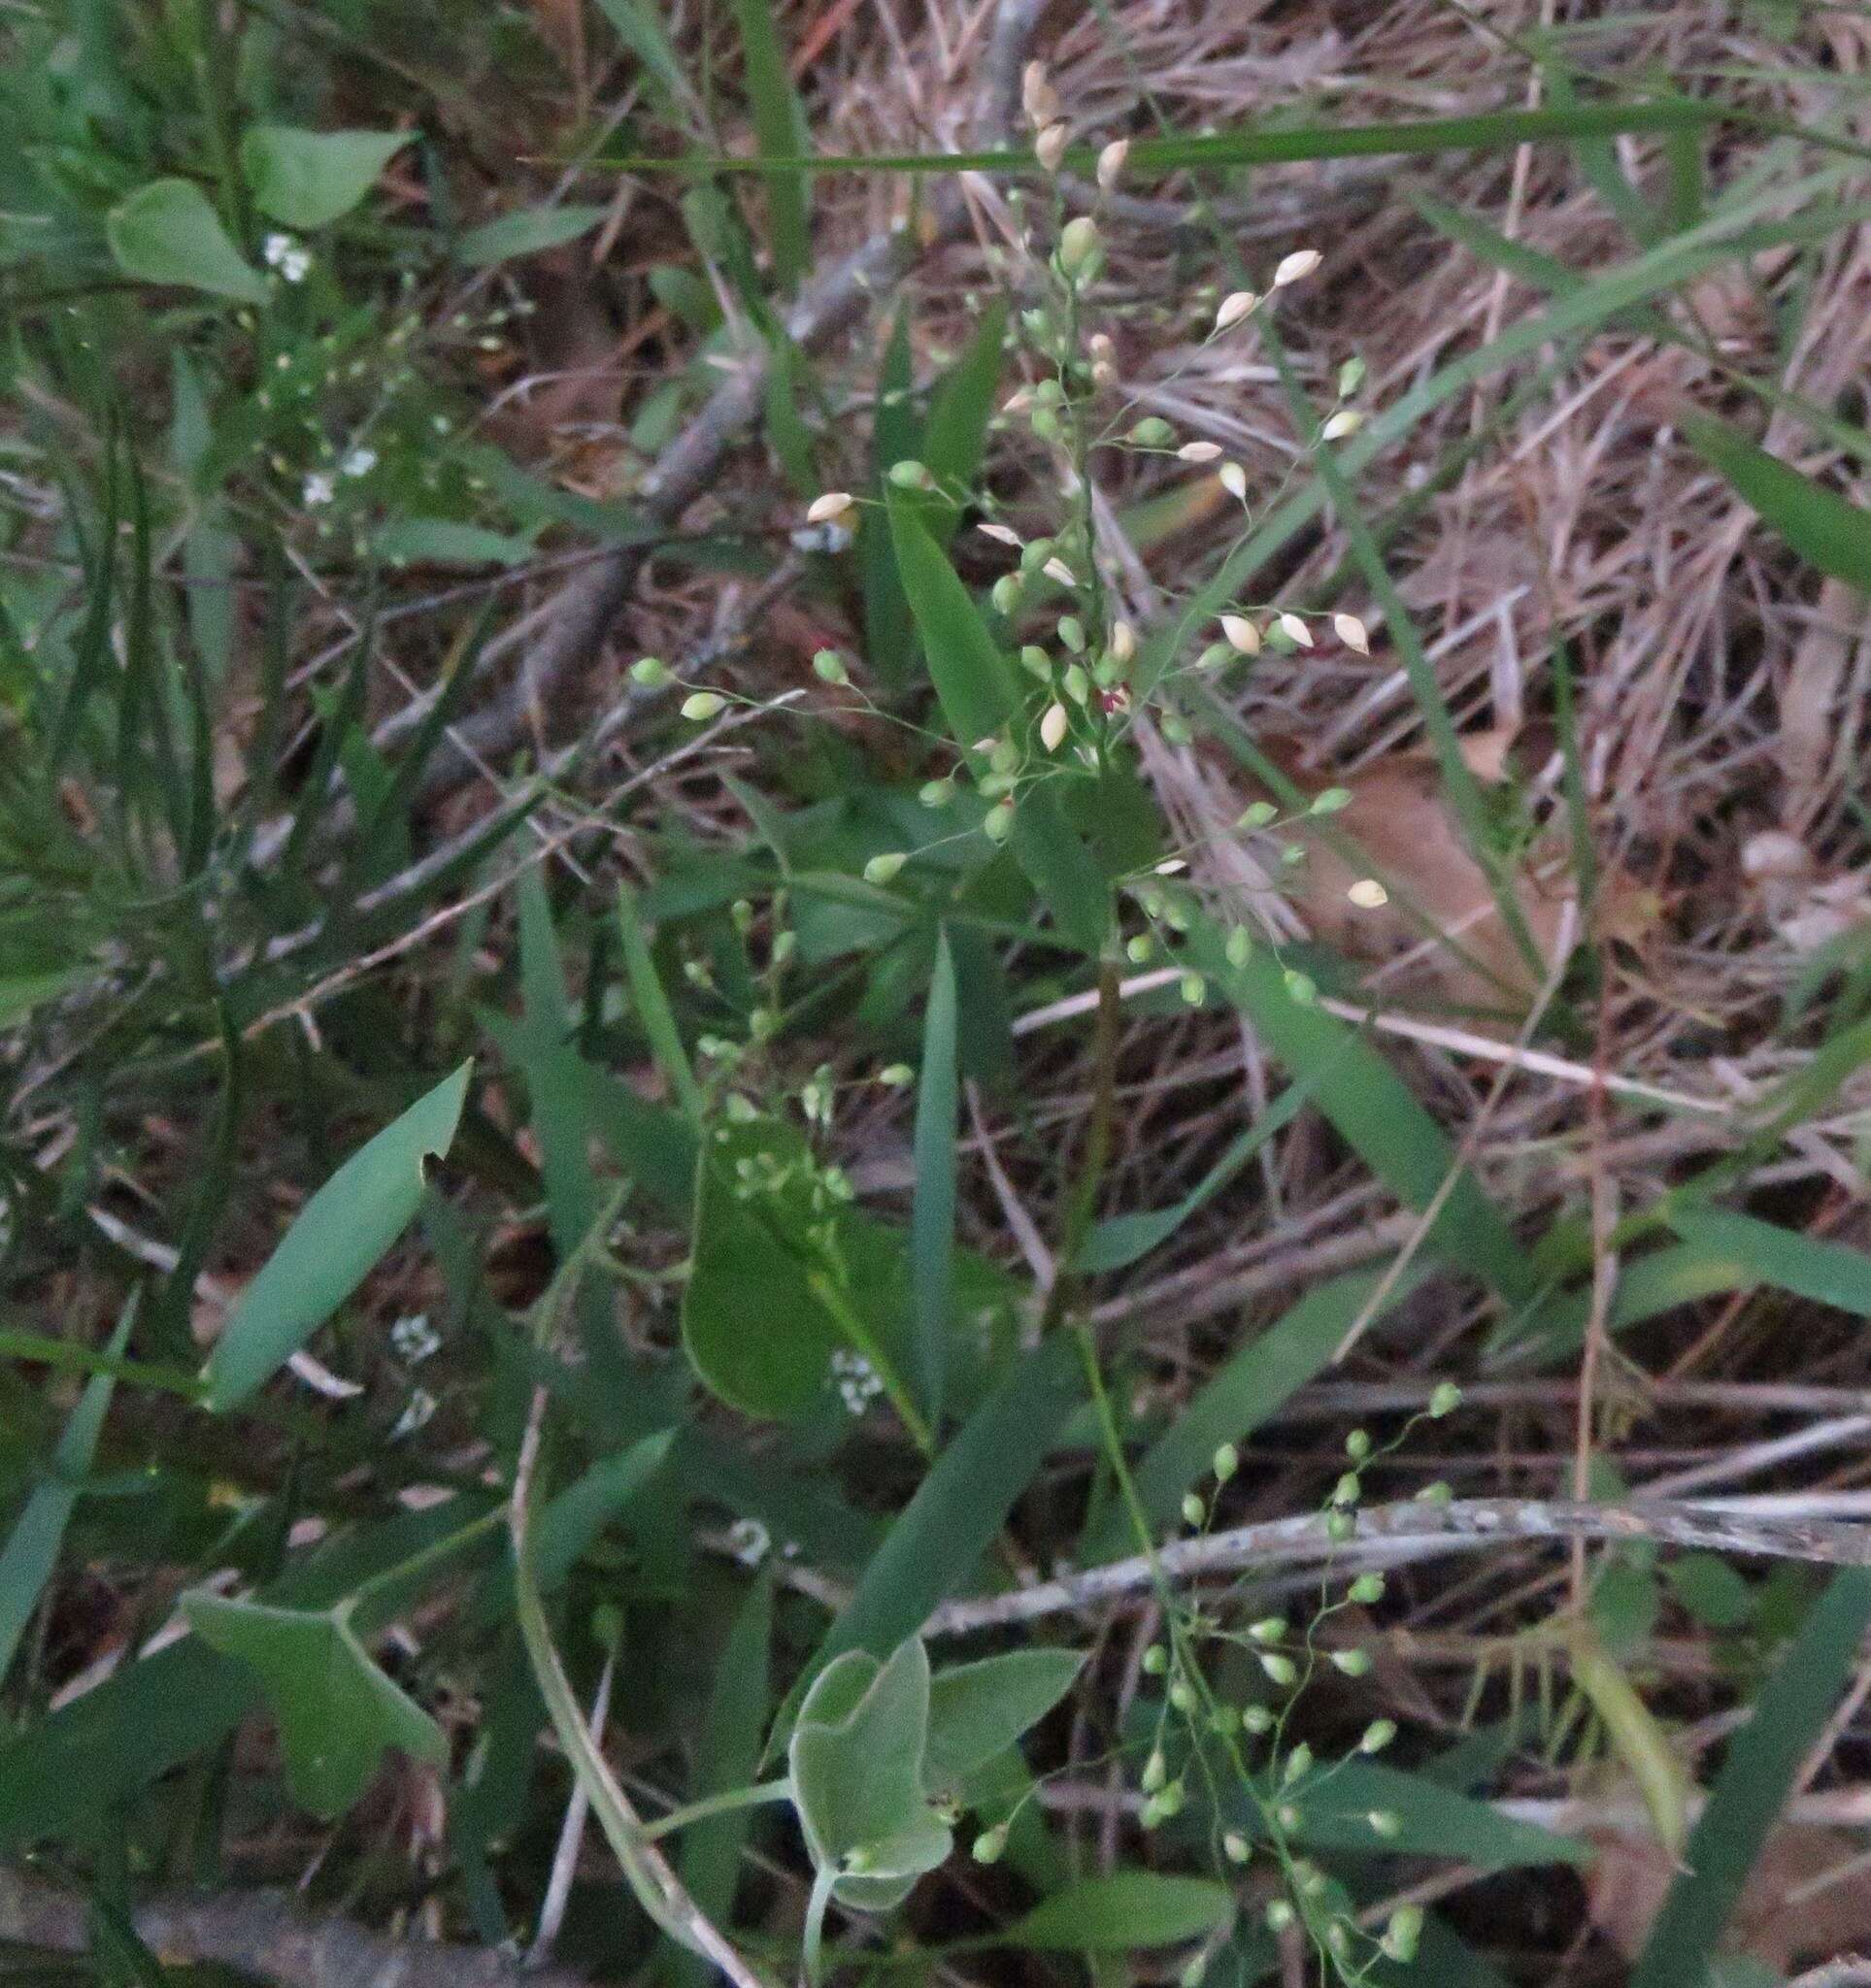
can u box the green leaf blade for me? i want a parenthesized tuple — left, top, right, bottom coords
(240, 127, 409, 229)
(201, 1064, 472, 1410)
(107, 181, 267, 304)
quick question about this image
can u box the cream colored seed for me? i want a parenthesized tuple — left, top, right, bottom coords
(1221, 614, 1261, 655)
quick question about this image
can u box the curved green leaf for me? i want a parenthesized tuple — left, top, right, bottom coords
(107, 181, 266, 304)
(456, 203, 614, 267)
(240, 126, 409, 229)
(202, 1063, 471, 1410)
(1002, 1872, 1235, 1951)
(1683, 413, 1871, 592)
(182, 1593, 446, 1819)
(789, 1639, 951, 1907)
(923, 1647, 1084, 1793)
(682, 1115, 842, 1417)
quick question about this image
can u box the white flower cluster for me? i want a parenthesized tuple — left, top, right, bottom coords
(262, 232, 311, 283)
(390, 1311, 442, 1364)
(829, 1347, 884, 1417)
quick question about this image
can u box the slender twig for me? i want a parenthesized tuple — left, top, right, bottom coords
(526, 1649, 615, 1967)
(921, 1496, 1871, 1637)
(0, 1870, 591, 1988)
(379, 0, 1047, 810)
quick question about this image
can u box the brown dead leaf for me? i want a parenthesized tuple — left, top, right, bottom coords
(1239, 734, 1655, 1024)
(1587, 1823, 1871, 1971)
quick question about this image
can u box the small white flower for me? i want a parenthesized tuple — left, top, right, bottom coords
(1096, 138, 1130, 193)
(1219, 461, 1248, 501)
(977, 520, 1022, 547)
(1221, 614, 1261, 655)
(390, 1313, 442, 1364)
(1332, 612, 1370, 654)
(1321, 409, 1363, 440)
(806, 490, 854, 525)
(1278, 613, 1313, 647)
(1035, 121, 1070, 172)
(1042, 556, 1078, 587)
(263, 233, 311, 282)
(726, 1517, 771, 1568)
(1273, 248, 1321, 287)
(1177, 441, 1222, 463)
(1348, 878, 1389, 910)
(1040, 702, 1069, 751)
(1109, 619, 1136, 662)
(1021, 60, 1058, 128)
(1214, 290, 1257, 332)
(302, 471, 336, 508)
(342, 447, 378, 479)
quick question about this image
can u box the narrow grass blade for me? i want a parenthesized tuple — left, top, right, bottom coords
(1630, 1569, 1871, 1988)
(1076, 1078, 1311, 1276)
(1667, 1207, 1871, 1318)
(861, 313, 919, 686)
(1684, 412, 1871, 590)
(0, 1296, 136, 1686)
(596, 98, 1725, 177)
(1100, 1263, 1430, 1556)
(911, 930, 959, 1428)
(726, 0, 811, 285)
(669, 1572, 774, 1988)
(776, 1332, 1083, 1745)
(618, 882, 706, 1126)
(1186, 917, 1539, 1308)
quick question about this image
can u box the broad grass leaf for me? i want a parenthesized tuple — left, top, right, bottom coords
(201, 1064, 471, 1410)
(240, 126, 409, 229)
(1271, 1759, 1589, 1870)
(107, 181, 266, 304)
(922, 1648, 1084, 1793)
(182, 1594, 447, 1819)
(1001, 1872, 1235, 1950)
(921, 303, 1007, 545)
(375, 518, 536, 566)
(782, 1332, 1083, 1735)
(885, 486, 1017, 740)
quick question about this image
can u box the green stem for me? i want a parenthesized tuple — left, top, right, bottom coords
(1037, 952, 1122, 1335)
(344, 1504, 506, 1635)
(641, 1777, 794, 1841)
